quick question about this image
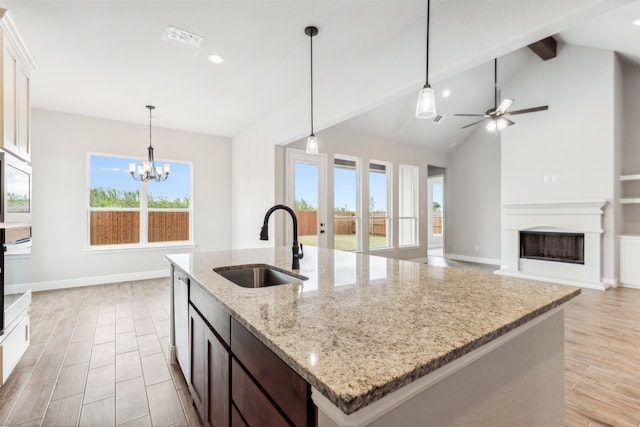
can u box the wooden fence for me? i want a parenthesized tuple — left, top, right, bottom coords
(433, 212, 442, 234)
(295, 210, 387, 236)
(90, 210, 189, 245)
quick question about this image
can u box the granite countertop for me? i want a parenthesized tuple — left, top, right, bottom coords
(167, 246, 580, 415)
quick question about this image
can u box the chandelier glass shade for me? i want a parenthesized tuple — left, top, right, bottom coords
(129, 105, 170, 182)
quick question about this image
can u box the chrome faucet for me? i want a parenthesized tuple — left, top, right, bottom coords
(260, 204, 304, 270)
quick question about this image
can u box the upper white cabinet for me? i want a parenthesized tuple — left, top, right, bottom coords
(0, 9, 36, 163)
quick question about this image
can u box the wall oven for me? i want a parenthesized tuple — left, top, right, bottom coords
(0, 150, 32, 224)
(0, 225, 31, 384)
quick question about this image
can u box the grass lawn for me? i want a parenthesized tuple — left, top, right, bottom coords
(299, 234, 387, 251)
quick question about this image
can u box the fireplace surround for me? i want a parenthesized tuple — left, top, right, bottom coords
(497, 200, 608, 290)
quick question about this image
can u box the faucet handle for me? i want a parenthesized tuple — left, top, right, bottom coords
(298, 243, 304, 260)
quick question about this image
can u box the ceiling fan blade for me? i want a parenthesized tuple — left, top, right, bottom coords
(496, 99, 513, 114)
(461, 118, 487, 129)
(454, 113, 485, 117)
(504, 118, 515, 127)
(507, 105, 549, 116)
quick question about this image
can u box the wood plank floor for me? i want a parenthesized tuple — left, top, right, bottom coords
(0, 277, 637, 426)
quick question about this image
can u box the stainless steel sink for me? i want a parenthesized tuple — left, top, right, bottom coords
(213, 264, 307, 288)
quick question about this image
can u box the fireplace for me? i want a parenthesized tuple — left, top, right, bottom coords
(497, 200, 608, 289)
(520, 231, 584, 265)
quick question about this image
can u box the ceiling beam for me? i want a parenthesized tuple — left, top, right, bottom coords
(528, 36, 557, 60)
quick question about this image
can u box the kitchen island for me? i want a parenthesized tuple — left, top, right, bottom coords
(167, 246, 580, 426)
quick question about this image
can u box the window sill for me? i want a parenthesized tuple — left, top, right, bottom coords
(84, 242, 196, 254)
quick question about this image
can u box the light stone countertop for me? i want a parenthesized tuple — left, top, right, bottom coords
(167, 246, 580, 415)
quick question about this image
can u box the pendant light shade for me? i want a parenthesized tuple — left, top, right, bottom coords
(305, 26, 319, 154)
(416, 84, 436, 119)
(306, 134, 318, 155)
(416, 0, 436, 119)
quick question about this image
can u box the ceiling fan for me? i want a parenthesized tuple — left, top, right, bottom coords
(455, 58, 548, 132)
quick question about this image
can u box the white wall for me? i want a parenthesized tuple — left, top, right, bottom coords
(501, 45, 618, 281)
(446, 130, 502, 264)
(31, 109, 232, 289)
(280, 127, 448, 260)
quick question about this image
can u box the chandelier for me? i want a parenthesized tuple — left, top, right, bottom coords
(129, 105, 170, 182)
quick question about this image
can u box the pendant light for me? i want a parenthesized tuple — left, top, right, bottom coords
(129, 105, 170, 182)
(305, 26, 319, 155)
(415, 0, 436, 119)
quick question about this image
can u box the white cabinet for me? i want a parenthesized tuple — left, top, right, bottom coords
(0, 9, 36, 163)
(619, 235, 640, 287)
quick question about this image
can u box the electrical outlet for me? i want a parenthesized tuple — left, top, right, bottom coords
(551, 175, 558, 182)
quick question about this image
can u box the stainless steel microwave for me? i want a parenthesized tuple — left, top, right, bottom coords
(0, 150, 31, 224)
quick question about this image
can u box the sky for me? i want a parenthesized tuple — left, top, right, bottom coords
(295, 162, 388, 212)
(90, 155, 191, 201)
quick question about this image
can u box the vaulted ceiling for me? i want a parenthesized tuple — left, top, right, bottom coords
(3, 0, 639, 151)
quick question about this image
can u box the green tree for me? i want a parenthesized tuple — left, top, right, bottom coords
(294, 198, 315, 211)
(148, 194, 190, 209)
(369, 196, 376, 212)
(433, 201, 441, 212)
(90, 187, 140, 208)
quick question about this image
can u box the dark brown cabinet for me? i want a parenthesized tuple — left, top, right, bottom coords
(189, 305, 230, 427)
(231, 319, 315, 427)
(182, 279, 316, 427)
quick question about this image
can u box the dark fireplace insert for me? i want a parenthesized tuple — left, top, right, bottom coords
(519, 231, 585, 265)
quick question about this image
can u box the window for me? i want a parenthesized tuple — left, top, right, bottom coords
(88, 154, 192, 247)
(399, 165, 419, 247)
(369, 161, 391, 249)
(333, 157, 360, 251)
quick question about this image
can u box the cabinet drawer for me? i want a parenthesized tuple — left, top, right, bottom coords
(232, 359, 290, 427)
(190, 283, 230, 345)
(231, 319, 310, 427)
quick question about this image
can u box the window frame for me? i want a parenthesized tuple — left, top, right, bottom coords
(86, 152, 194, 251)
(368, 160, 392, 251)
(398, 164, 419, 248)
(333, 155, 361, 252)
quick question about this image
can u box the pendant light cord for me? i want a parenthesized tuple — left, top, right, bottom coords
(310, 31, 314, 136)
(149, 107, 153, 148)
(425, 0, 430, 85)
(494, 58, 498, 109)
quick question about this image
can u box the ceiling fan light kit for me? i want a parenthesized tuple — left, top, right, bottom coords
(415, 0, 436, 119)
(455, 58, 549, 133)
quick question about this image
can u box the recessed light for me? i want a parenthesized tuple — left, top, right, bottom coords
(442, 89, 451, 98)
(207, 54, 224, 64)
(634, 19, 640, 26)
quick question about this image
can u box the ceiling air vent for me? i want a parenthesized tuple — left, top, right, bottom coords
(162, 26, 203, 47)
(433, 114, 445, 124)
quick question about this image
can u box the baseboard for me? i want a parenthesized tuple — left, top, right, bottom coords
(444, 253, 501, 266)
(494, 269, 609, 291)
(619, 282, 640, 289)
(26, 269, 170, 292)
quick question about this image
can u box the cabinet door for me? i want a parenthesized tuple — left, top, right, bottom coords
(190, 304, 231, 427)
(189, 306, 207, 420)
(2, 42, 17, 153)
(205, 327, 229, 427)
(16, 66, 29, 161)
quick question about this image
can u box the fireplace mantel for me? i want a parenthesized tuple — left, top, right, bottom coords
(497, 200, 608, 290)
